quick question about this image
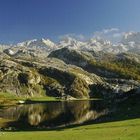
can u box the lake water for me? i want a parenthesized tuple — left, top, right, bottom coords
(0, 100, 110, 130)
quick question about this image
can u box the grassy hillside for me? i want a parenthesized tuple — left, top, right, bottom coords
(49, 48, 140, 81)
(1, 118, 140, 140)
(88, 59, 140, 81)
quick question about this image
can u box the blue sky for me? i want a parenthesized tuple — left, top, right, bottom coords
(0, 0, 140, 44)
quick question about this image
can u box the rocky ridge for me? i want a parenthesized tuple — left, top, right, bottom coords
(1, 33, 140, 99)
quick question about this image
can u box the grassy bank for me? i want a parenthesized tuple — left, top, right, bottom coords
(0, 118, 140, 140)
(0, 92, 101, 106)
(0, 92, 57, 106)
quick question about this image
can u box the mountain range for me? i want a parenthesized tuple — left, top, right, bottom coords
(0, 31, 140, 100)
(1, 31, 140, 55)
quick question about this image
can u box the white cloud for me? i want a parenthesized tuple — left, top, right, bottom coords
(113, 33, 124, 38)
(58, 28, 125, 44)
(93, 28, 124, 43)
(59, 33, 86, 41)
(103, 28, 119, 34)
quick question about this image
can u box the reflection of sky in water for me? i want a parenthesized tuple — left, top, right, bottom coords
(0, 100, 109, 129)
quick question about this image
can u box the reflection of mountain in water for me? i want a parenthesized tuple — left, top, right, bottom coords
(0, 100, 109, 129)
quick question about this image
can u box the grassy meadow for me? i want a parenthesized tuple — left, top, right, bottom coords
(0, 118, 140, 140)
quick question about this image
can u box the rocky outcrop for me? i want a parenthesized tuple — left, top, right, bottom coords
(0, 58, 45, 97)
(49, 48, 140, 99)
(0, 48, 140, 100)
(0, 54, 103, 99)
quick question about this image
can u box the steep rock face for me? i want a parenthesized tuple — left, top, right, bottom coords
(0, 47, 140, 100)
(0, 54, 103, 99)
(48, 48, 140, 98)
(69, 77, 90, 98)
(48, 48, 140, 80)
(48, 48, 116, 78)
(39, 67, 91, 98)
(0, 52, 10, 59)
(36, 59, 102, 98)
(48, 48, 90, 67)
(0, 59, 44, 97)
(117, 52, 140, 63)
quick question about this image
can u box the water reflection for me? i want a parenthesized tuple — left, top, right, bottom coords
(0, 100, 109, 130)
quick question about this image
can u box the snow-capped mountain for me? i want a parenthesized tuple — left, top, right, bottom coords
(121, 32, 140, 45)
(16, 38, 57, 51)
(4, 38, 59, 57)
(58, 37, 84, 49)
(120, 32, 140, 53)
(2, 38, 59, 58)
(0, 44, 11, 52)
(1, 31, 140, 55)
(83, 37, 112, 52)
(58, 36, 112, 52)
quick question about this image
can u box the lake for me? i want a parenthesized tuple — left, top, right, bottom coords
(0, 100, 110, 130)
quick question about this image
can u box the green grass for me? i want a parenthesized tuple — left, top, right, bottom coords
(0, 92, 18, 106)
(27, 96, 58, 102)
(0, 92, 100, 105)
(0, 92, 57, 106)
(0, 118, 140, 140)
(88, 59, 140, 81)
